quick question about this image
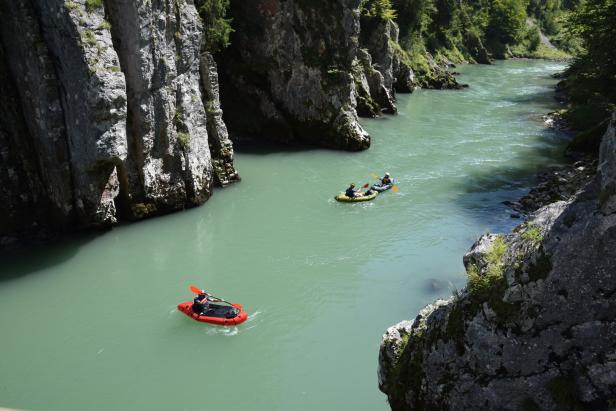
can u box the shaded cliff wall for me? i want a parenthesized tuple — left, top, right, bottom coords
(378, 112, 616, 410)
(0, 0, 237, 247)
(217, 0, 371, 150)
(217, 0, 416, 149)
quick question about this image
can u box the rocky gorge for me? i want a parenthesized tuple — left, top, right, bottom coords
(0, 0, 426, 248)
(0, 0, 239, 247)
(378, 111, 616, 410)
(216, 0, 420, 149)
(4, 1, 613, 409)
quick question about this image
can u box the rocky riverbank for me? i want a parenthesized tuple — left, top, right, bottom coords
(378, 112, 616, 410)
(502, 112, 597, 217)
(504, 157, 597, 215)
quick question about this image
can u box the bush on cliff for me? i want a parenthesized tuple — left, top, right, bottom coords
(195, 0, 233, 52)
(360, 0, 398, 19)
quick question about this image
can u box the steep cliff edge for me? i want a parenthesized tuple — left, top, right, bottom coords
(0, 0, 237, 247)
(217, 0, 371, 150)
(379, 112, 616, 410)
(216, 0, 417, 149)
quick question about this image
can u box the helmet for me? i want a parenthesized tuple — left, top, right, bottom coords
(350, 183, 355, 187)
(385, 172, 390, 177)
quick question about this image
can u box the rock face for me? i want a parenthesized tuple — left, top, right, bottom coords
(218, 0, 395, 150)
(0, 0, 237, 247)
(360, 16, 415, 96)
(356, 16, 417, 116)
(200, 51, 240, 187)
(379, 113, 616, 410)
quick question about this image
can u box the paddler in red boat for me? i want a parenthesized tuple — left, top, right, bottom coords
(192, 290, 221, 315)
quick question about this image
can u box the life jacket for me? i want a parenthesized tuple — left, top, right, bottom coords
(192, 295, 209, 313)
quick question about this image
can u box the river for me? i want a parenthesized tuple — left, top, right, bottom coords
(0, 60, 567, 411)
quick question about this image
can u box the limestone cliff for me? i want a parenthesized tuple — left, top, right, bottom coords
(217, 0, 370, 150)
(379, 112, 616, 410)
(356, 16, 416, 116)
(0, 0, 237, 247)
(217, 0, 415, 149)
(0, 0, 414, 246)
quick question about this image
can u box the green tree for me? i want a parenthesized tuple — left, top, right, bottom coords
(486, 0, 527, 45)
(562, 0, 616, 127)
(566, 0, 616, 76)
(195, 0, 233, 52)
(360, 0, 398, 20)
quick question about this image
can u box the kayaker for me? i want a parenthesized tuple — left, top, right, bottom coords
(345, 183, 360, 198)
(192, 291, 210, 315)
(381, 173, 392, 185)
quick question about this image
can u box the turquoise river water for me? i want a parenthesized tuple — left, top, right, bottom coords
(0, 60, 568, 411)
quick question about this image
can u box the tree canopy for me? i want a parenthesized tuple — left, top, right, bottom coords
(195, 0, 233, 52)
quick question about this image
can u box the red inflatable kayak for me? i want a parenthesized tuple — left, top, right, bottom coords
(177, 301, 248, 326)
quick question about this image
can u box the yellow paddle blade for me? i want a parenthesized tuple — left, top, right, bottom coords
(370, 173, 380, 180)
(392, 185, 400, 193)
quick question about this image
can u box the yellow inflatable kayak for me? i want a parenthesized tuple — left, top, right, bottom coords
(334, 191, 378, 202)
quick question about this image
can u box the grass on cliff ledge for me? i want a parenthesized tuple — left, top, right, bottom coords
(465, 236, 519, 324)
(85, 0, 103, 13)
(467, 236, 508, 295)
(177, 132, 190, 149)
(521, 222, 543, 245)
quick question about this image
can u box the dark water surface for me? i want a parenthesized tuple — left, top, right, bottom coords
(0, 60, 567, 411)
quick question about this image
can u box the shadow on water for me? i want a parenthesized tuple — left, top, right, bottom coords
(232, 138, 322, 155)
(454, 124, 572, 226)
(462, 145, 561, 193)
(505, 88, 561, 105)
(0, 232, 96, 283)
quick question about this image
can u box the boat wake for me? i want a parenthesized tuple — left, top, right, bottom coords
(198, 310, 262, 337)
(204, 326, 239, 337)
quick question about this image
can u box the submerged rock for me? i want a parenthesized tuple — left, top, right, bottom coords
(379, 113, 616, 410)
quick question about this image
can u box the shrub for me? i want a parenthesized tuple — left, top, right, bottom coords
(521, 222, 543, 245)
(177, 132, 190, 149)
(82, 30, 97, 47)
(65, 1, 79, 11)
(98, 20, 112, 31)
(195, 0, 233, 52)
(85, 0, 103, 13)
(360, 0, 397, 20)
(527, 26, 541, 51)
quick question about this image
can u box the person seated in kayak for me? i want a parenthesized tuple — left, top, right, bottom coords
(373, 173, 392, 189)
(345, 183, 362, 198)
(192, 291, 211, 315)
(381, 173, 392, 186)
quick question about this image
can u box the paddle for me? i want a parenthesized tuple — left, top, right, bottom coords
(189, 285, 233, 305)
